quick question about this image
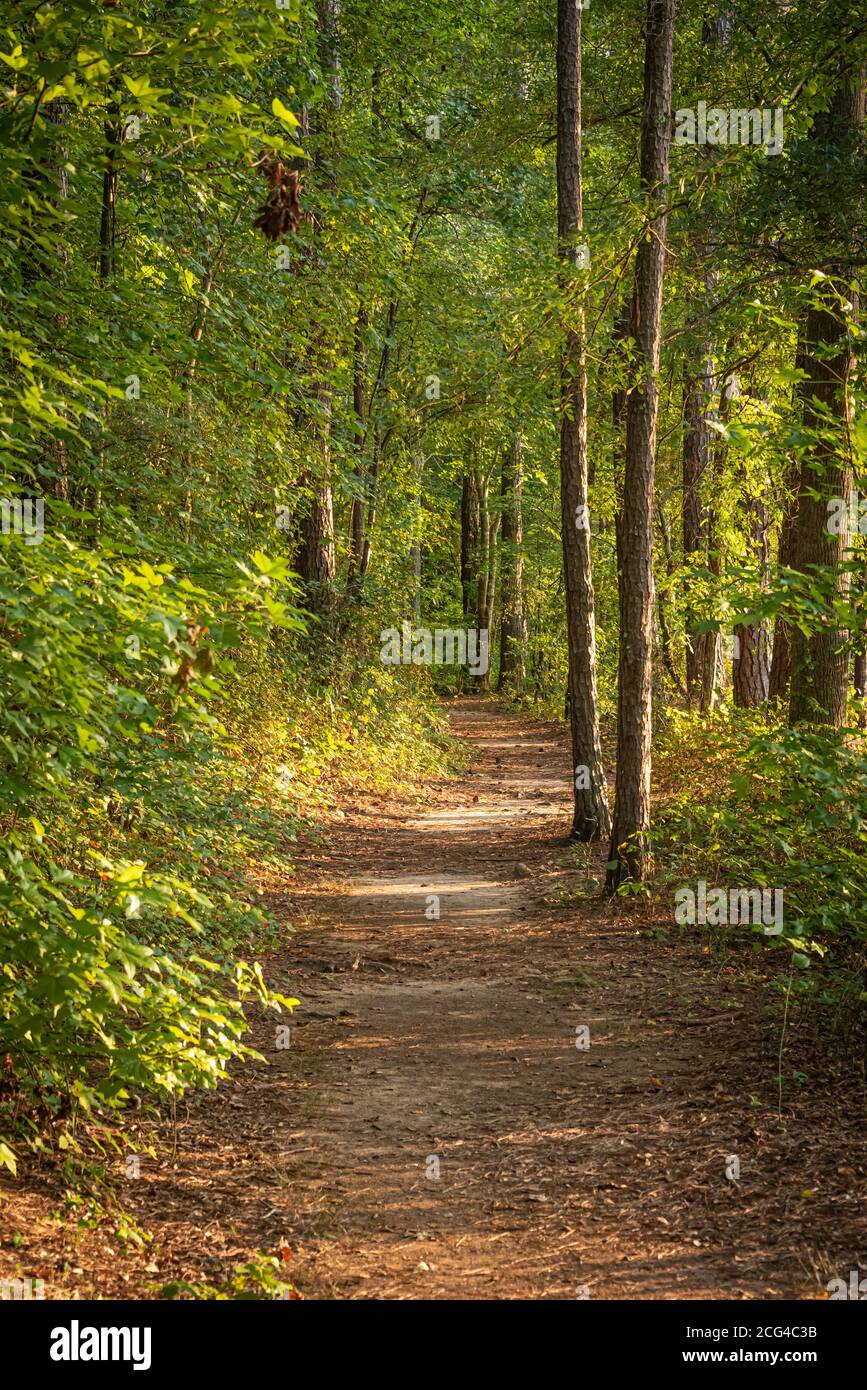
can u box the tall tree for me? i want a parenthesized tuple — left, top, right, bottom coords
(292, 0, 341, 613)
(460, 470, 481, 624)
(682, 372, 711, 703)
(557, 0, 611, 841)
(606, 0, 676, 889)
(789, 73, 866, 725)
(497, 434, 527, 690)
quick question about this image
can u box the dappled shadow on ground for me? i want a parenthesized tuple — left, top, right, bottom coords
(6, 699, 861, 1299)
(125, 699, 864, 1300)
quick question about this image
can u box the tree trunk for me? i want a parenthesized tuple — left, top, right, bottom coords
(292, 0, 341, 612)
(788, 72, 864, 724)
(99, 107, 123, 284)
(410, 452, 423, 622)
(460, 471, 481, 624)
(768, 341, 803, 706)
(479, 513, 499, 636)
(682, 372, 711, 702)
(732, 496, 771, 707)
(294, 473, 336, 594)
(787, 288, 853, 724)
(347, 304, 368, 594)
(36, 100, 71, 505)
(477, 469, 491, 634)
(557, 0, 611, 841)
(497, 435, 526, 690)
(606, 0, 676, 888)
(358, 421, 381, 583)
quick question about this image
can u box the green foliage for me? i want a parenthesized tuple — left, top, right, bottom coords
(2, 0, 867, 1184)
(0, 528, 304, 1165)
(656, 710, 867, 1010)
(162, 1254, 299, 1301)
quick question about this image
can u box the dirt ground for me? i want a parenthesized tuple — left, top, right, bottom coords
(1, 699, 864, 1299)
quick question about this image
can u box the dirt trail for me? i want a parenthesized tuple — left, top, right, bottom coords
(6, 699, 861, 1300)
(218, 699, 860, 1300)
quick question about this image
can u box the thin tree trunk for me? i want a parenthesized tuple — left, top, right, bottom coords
(682, 372, 711, 702)
(99, 107, 123, 283)
(460, 471, 481, 624)
(557, 0, 611, 841)
(732, 495, 771, 706)
(768, 337, 804, 704)
(354, 189, 428, 589)
(656, 495, 685, 696)
(39, 100, 70, 504)
(358, 421, 381, 582)
(497, 435, 526, 690)
(477, 468, 491, 635)
(347, 303, 368, 594)
(292, 1, 341, 611)
(410, 452, 423, 621)
(606, 0, 676, 888)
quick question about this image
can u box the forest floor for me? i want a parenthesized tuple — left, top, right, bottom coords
(2, 699, 864, 1299)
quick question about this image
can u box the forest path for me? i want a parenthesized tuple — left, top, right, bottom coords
(115, 698, 859, 1301)
(210, 698, 853, 1300)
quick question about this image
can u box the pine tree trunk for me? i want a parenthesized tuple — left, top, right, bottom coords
(606, 0, 676, 888)
(557, 0, 611, 841)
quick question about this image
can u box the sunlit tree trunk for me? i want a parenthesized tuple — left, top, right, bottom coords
(768, 337, 804, 706)
(733, 496, 771, 707)
(607, 0, 676, 888)
(460, 470, 481, 624)
(293, 0, 341, 612)
(557, 0, 610, 841)
(497, 435, 526, 691)
(682, 372, 711, 702)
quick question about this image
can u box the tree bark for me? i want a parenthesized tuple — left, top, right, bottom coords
(99, 106, 123, 283)
(557, 0, 611, 841)
(347, 304, 368, 594)
(768, 337, 804, 705)
(788, 72, 864, 723)
(682, 372, 711, 702)
(478, 483, 499, 683)
(606, 0, 676, 888)
(497, 435, 527, 690)
(460, 471, 481, 624)
(410, 451, 423, 621)
(292, 1, 341, 611)
(732, 494, 771, 707)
